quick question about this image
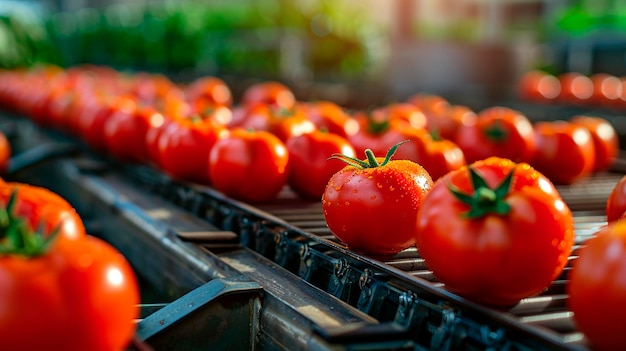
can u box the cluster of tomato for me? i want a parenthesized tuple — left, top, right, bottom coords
(0, 65, 624, 349)
(0, 177, 140, 351)
(518, 70, 626, 110)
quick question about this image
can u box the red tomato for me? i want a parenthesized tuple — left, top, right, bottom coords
(517, 70, 561, 102)
(455, 106, 536, 164)
(0, 129, 10, 174)
(589, 73, 622, 107)
(567, 220, 626, 351)
(0, 182, 86, 243)
(427, 104, 477, 142)
(157, 116, 228, 184)
(414, 131, 466, 181)
(298, 100, 359, 138)
(184, 76, 232, 106)
(557, 72, 593, 104)
(531, 120, 595, 185)
(416, 157, 574, 307)
(233, 103, 316, 143)
(322, 143, 434, 256)
(241, 81, 296, 110)
(0, 235, 140, 351)
(406, 93, 450, 120)
(570, 115, 619, 172)
(77, 94, 136, 153)
(606, 175, 626, 222)
(348, 109, 423, 158)
(286, 130, 356, 200)
(103, 103, 164, 163)
(208, 128, 289, 203)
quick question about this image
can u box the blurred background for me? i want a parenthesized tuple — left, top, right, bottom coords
(2, 0, 626, 107)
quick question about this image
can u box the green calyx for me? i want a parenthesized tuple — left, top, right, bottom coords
(448, 166, 514, 219)
(484, 120, 508, 142)
(0, 190, 59, 258)
(329, 140, 408, 169)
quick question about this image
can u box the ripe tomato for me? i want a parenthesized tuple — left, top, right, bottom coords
(606, 174, 626, 222)
(232, 103, 316, 142)
(416, 157, 574, 307)
(286, 130, 356, 200)
(157, 116, 228, 184)
(77, 94, 136, 153)
(517, 70, 561, 102)
(184, 76, 232, 106)
(0, 129, 10, 174)
(241, 81, 296, 110)
(406, 93, 449, 120)
(589, 73, 622, 107)
(348, 109, 424, 158)
(455, 106, 536, 164)
(299, 100, 359, 138)
(427, 104, 476, 142)
(0, 182, 86, 243)
(103, 103, 164, 163)
(414, 131, 466, 181)
(0, 235, 140, 351)
(557, 72, 593, 105)
(531, 120, 595, 185)
(208, 128, 289, 203)
(570, 115, 619, 172)
(567, 220, 626, 351)
(322, 143, 434, 256)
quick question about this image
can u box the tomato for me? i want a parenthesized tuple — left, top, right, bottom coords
(517, 70, 561, 103)
(455, 106, 536, 164)
(347, 109, 423, 158)
(570, 115, 619, 172)
(0, 235, 140, 351)
(184, 76, 232, 107)
(557, 72, 593, 105)
(208, 128, 289, 203)
(416, 157, 573, 307)
(298, 100, 359, 138)
(589, 73, 622, 107)
(427, 104, 476, 142)
(157, 116, 228, 184)
(606, 175, 626, 222)
(233, 103, 316, 142)
(286, 130, 356, 200)
(322, 143, 434, 256)
(241, 81, 296, 110)
(531, 120, 595, 185)
(567, 220, 626, 351)
(0, 182, 86, 243)
(77, 94, 136, 153)
(406, 93, 449, 120)
(103, 103, 164, 163)
(0, 129, 10, 174)
(414, 131, 466, 181)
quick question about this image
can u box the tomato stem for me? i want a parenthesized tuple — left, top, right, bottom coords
(0, 190, 59, 257)
(329, 140, 409, 169)
(448, 166, 514, 219)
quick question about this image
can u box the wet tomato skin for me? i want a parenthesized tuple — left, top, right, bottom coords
(322, 151, 433, 256)
(567, 220, 626, 351)
(416, 157, 574, 307)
